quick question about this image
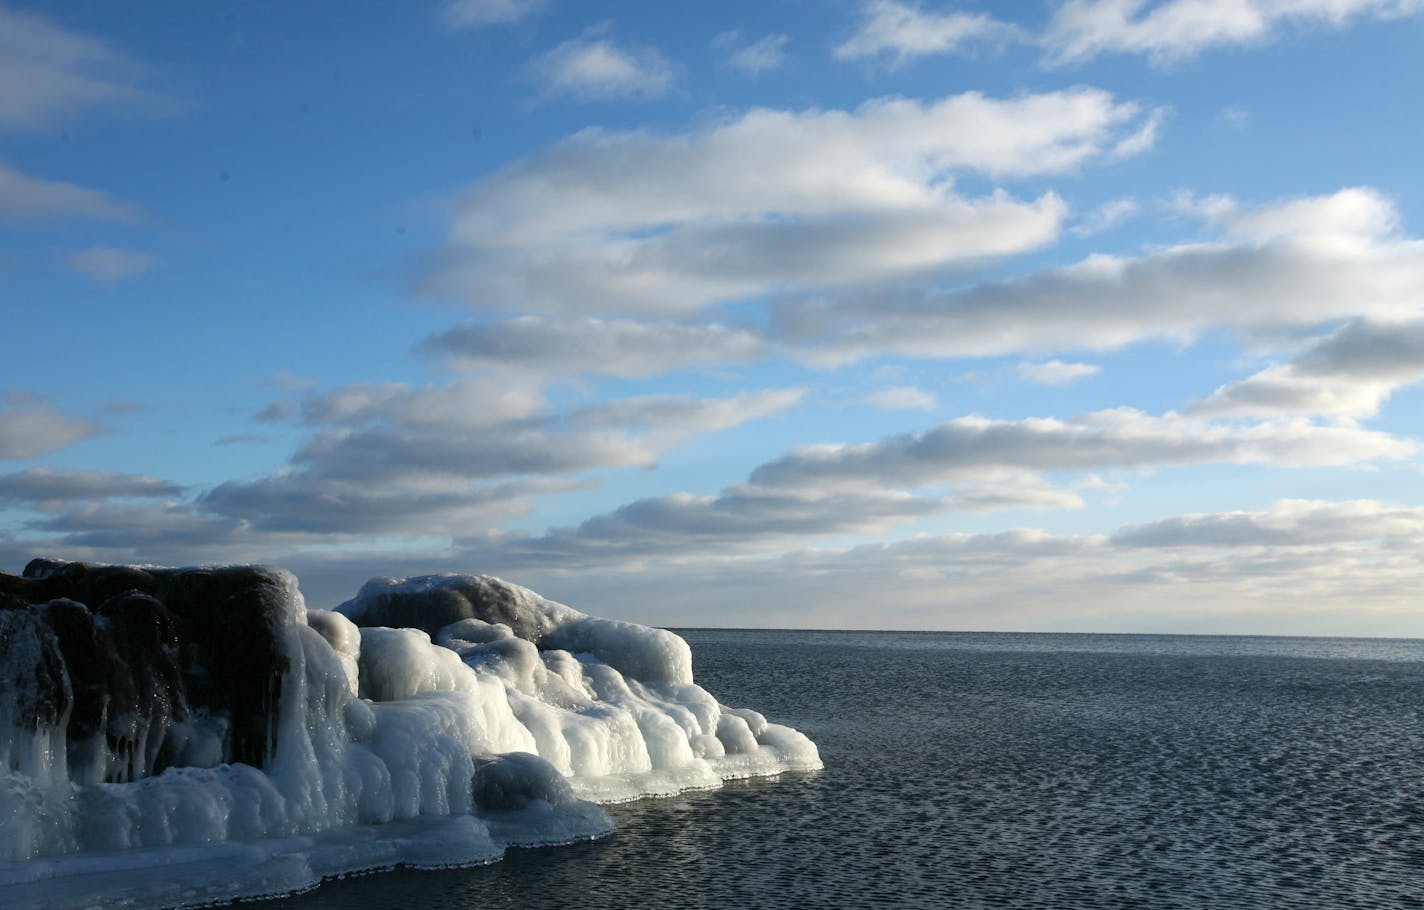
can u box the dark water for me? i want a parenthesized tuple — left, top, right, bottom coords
(284, 631, 1424, 909)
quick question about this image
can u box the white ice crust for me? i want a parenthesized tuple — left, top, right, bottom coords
(0, 572, 820, 909)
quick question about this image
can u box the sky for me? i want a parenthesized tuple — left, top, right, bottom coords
(2, 0, 1423, 635)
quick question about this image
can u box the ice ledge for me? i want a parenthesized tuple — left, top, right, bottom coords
(0, 562, 820, 909)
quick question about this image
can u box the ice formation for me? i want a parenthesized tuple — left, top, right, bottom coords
(0, 561, 820, 909)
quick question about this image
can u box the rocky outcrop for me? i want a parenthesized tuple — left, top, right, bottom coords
(0, 559, 303, 781)
(336, 573, 579, 641)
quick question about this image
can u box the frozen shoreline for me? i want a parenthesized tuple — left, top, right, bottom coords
(0, 562, 820, 909)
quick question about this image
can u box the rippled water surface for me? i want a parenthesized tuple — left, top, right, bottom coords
(287, 631, 1424, 909)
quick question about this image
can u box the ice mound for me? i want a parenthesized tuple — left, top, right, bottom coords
(0, 561, 820, 909)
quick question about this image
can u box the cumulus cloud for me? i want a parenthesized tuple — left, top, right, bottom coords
(1071, 196, 1140, 236)
(831, 0, 1420, 71)
(0, 161, 140, 223)
(265, 377, 546, 431)
(21, 494, 1424, 633)
(1111, 106, 1167, 158)
(0, 467, 181, 506)
(427, 89, 1155, 315)
(529, 29, 675, 101)
(436, 496, 1424, 633)
(426, 189, 1413, 380)
(1016, 360, 1102, 385)
(200, 474, 572, 536)
(775, 189, 1424, 364)
(439, 0, 546, 29)
(278, 389, 800, 486)
(456, 473, 1082, 568)
(1113, 498, 1424, 548)
(423, 316, 768, 377)
(67, 246, 160, 284)
(16, 383, 802, 555)
(714, 31, 791, 74)
(835, 1, 1018, 63)
(569, 389, 807, 441)
(1044, 0, 1424, 63)
(749, 409, 1412, 489)
(1194, 318, 1424, 417)
(0, 398, 102, 459)
(1180, 185, 1399, 252)
(488, 486, 949, 558)
(440, 404, 1410, 569)
(201, 381, 805, 535)
(0, 7, 170, 132)
(25, 500, 243, 553)
(864, 386, 938, 411)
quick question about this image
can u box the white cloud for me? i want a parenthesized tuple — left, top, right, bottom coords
(454, 472, 1082, 568)
(0, 398, 101, 460)
(1194, 318, 1424, 417)
(0, 11, 164, 256)
(1212, 186, 1398, 253)
(199, 474, 569, 536)
(714, 32, 790, 75)
(1193, 365, 1392, 419)
(1044, 0, 1423, 64)
(440, 0, 546, 29)
(864, 386, 938, 410)
(1071, 196, 1140, 236)
(426, 188, 1421, 381)
(572, 389, 807, 442)
(1110, 106, 1167, 158)
(202, 381, 805, 535)
(428, 89, 1154, 316)
(0, 7, 169, 131)
(1017, 360, 1102, 385)
(749, 409, 1413, 490)
(1219, 106, 1250, 128)
(828, 0, 1422, 71)
(1113, 498, 1424, 548)
(529, 29, 675, 101)
(439, 497, 1424, 633)
(67, 246, 160, 284)
(835, 1, 1017, 62)
(270, 378, 546, 430)
(518, 487, 947, 554)
(19, 494, 1424, 633)
(432, 405, 1411, 571)
(0, 161, 139, 223)
(0, 467, 181, 507)
(777, 189, 1424, 364)
(423, 316, 768, 377)
(24, 499, 244, 553)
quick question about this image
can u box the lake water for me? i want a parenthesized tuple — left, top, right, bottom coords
(283, 630, 1424, 909)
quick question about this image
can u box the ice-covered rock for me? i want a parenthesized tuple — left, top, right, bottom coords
(0, 562, 820, 909)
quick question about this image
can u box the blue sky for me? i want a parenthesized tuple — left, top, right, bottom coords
(3, 0, 1424, 634)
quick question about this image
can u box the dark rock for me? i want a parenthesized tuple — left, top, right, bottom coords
(154, 566, 297, 768)
(0, 609, 72, 734)
(338, 574, 574, 642)
(35, 598, 121, 782)
(97, 592, 190, 781)
(0, 559, 302, 779)
(17, 559, 157, 607)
